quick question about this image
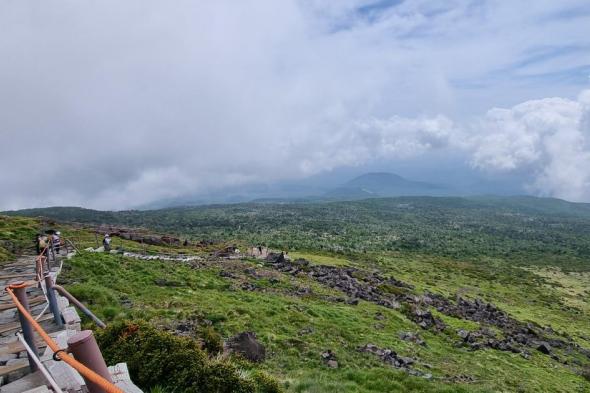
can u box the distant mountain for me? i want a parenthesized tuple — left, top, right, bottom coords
(325, 172, 449, 199)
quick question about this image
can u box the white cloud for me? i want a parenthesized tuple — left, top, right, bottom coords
(0, 1, 588, 209)
(468, 90, 590, 201)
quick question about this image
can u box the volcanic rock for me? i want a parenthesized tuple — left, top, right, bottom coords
(227, 332, 266, 362)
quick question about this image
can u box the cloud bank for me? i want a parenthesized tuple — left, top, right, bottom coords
(469, 91, 590, 202)
(0, 1, 589, 209)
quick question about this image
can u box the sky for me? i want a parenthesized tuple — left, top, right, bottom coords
(1, 0, 589, 210)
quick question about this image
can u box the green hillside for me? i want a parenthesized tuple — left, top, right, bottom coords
(3, 195, 590, 392)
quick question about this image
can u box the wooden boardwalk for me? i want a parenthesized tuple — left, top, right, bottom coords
(0, 251, 142, 392)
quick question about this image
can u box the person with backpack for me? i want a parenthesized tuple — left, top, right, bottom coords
(52, 231, 61, 254)
(103, 234, 112, 252)
(38, 234, 49, 257)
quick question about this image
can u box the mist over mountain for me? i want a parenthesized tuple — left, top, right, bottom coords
(325, 172, 448, 199)
(138, 167, 531, 209)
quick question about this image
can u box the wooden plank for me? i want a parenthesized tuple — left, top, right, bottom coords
(0, 296, 45, 312)
(0, 314, 53, 335)
(0, 274, 36, 280)
(0, 339, 47, 355)
(0, 329, 75, 356)
(0, 361, 28, 377)
(0, 280, 39, 287)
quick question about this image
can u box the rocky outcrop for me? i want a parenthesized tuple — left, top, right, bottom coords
(265, 254, 588, 362)
(266, 255, 446, 330)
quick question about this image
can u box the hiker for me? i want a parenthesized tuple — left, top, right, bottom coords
(52, 231, 61, 254)
(38, 234, 49, 257)
(103, 234, 112, 252)
(34, 234, 42, 254)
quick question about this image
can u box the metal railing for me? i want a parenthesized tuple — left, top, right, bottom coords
(52, 284, 106, 328)
(16, 331, 64, 393)
(10, 234, 116, 392)
(6, 282, 123, 393)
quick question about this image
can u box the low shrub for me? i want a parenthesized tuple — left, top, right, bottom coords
(97, 320, 283, 393)
(198, 325, 224, 355)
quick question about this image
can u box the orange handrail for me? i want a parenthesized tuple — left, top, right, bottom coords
(6, 283, 123, 393)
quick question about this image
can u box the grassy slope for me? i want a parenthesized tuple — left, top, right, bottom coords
(0, 215, 39, 262)
(5, 196, 590, 392)
(60, 250, 589, 393)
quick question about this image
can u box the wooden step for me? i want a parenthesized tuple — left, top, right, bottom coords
(0, 314, 53, 335)
(0, 296, 45, 312)
(0, 339, 46, 356)
(0, 329, 74, 356)
(0, 360, 29, 378)
(0, 274, 36, 280)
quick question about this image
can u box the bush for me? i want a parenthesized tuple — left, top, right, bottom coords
(97, 321, 283, 393)
(198, 325, 224, 355)
(251, 371, 283, 393)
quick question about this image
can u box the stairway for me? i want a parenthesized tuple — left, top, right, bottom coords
(0, 250, 142, 393)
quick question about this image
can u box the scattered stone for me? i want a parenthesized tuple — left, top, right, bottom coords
(296, 287, 312, 296)
(244, 267, 257, 276)
(521, 351, 531, 360)
(451, 374, 476, 383)
(408, 307, 445, 331)
(327, 360, 339, 368)
(399, 331, 425, 346)
(321, 350, 338, 368)
(240, 283, 258, 291)
(227, 332, 266, 362)
(219, 270, 236, 278)
(358, 344, 417, 371)
(298, 327, 314, 336)
(537, 342, 552, 354)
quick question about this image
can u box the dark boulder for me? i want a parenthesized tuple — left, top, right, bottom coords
(537, 342, 552, 354)
(227, 332, 266, 362)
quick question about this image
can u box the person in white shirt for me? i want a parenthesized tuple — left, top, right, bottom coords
(103, 234, 112, 252)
